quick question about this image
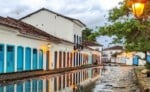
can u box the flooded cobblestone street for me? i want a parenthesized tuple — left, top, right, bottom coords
(91, 66, 140, 92)
(0, 66, 141, 92)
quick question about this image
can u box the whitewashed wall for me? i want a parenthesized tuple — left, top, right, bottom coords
(0, 25, 50, 71)
(103, 50, 122, 60)
(126, 57, 133, 65)
(88, 46, 103, 51)
(73, 23, 83, 38)
(50, 42, 73, 69)
(22, 10, 84, 43)
(135, 52, 146, 65)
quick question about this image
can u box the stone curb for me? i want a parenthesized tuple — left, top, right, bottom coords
(133, 68, 143, 92)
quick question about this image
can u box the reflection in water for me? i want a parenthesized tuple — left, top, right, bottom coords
(0, 67, 101, 92)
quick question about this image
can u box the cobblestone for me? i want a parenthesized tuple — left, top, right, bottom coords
(93, 66, 140, 92)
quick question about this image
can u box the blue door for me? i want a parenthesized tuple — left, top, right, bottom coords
(0, 86, 3, 92)
(147, 55, 150, 62)
(38, 80, 43, 92)
(133, 56, 139, 65)
(0, 45, 4, 73)
(39, 50, 43, 70)
(25, 81, 31, 92)
(32, 80, 37, 92)
(17, 46, 23, 71)
(17, 83, 23, 92)
(25, 47, 31, 70)
(6, 85, 14, 92)
(6, 45, 14, 73)
(33, 49, 37, 70)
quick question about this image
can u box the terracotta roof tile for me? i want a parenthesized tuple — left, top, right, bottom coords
(0, 17, 60, 43)
(103, 46, 123, 51)
(83, 41, 103, 46)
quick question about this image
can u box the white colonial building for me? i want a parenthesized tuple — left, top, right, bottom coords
(102, 46, 123, 62)
(116, 51, 146, 65)
(0, 8, 101, 74)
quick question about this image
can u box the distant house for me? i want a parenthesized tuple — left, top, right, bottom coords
(83, 41, 103, 64)
(83, 41, 103, 51)
(102, 46, 123, 62)
(116, 51, 146, 65)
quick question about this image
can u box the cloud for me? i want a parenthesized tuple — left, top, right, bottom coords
(0, 0, 123, 46)
(0, 0, 122, 26)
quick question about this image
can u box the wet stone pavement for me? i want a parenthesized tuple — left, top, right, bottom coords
(92, 66, 140, 92)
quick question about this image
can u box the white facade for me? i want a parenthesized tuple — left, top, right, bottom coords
(116, 52, 146, 65)
(0, 25, 50, 71)
(21, 9, 84, 43)
(20, 8, 102, 69)
(103, 49, 122, 62)
(88, 46, 103, 51)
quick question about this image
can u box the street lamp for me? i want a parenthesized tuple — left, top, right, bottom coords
(131, 0, 147, 17)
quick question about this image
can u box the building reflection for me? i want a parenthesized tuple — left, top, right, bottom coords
(0, 67, 101, 92)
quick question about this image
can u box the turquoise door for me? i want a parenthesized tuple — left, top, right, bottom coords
(32, 80, 37, 92)
(147, 55, 150, 62)
(0, 86, 3, 92)
(17, 83, 23, 92)
(6, 85, 14, 92)
(6, 46, 14, 73)
(0, 45, 4, 73)
(38, 80, 43, 92)
(33, 49, 37, 70)
(39, 50, 43, 70)
(25, 81, 31, 92)
(17, 46, 23, 71)
(25, 47, 31, 70)
(133, 56, 138, 65)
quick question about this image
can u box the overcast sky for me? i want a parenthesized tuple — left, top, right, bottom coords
(0, 0, 123, 47)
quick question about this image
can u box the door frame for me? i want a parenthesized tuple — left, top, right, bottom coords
(0, 44, 4, 73)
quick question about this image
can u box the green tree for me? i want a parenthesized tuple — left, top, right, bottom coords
(90, 0, 150, 61)
(82, 28, 97, 42)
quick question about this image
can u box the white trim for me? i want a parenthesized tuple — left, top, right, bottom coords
(14, 84, 16, 92)
(61, 51, 63, 68)
(14, 46, 17, 72)
(23, 47, 25, 71)
(4, 86, 6, 92)
(23, 82, 25, 92)
(30, 80, 32, 92)
(37, 49, 39, 69)
(4, 45, 6, 73)
(31, 48, 33, 70)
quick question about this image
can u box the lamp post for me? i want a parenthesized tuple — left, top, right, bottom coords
(131, 0, 147, 17)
